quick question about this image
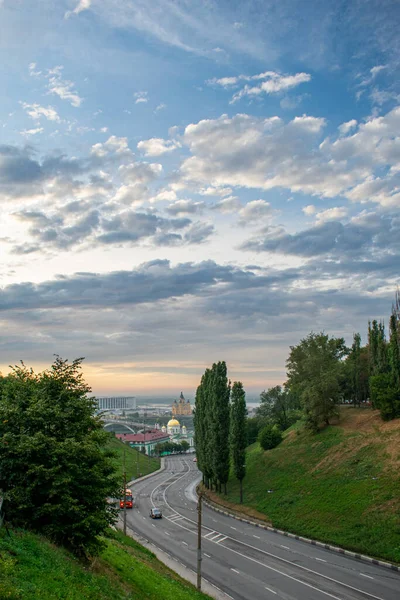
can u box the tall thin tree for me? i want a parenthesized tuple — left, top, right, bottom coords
(230, 381, 247, 503)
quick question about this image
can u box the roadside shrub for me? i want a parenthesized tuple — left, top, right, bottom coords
(258, 425, 283, 451)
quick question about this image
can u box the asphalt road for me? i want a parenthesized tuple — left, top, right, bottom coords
(126, 456, 400, 600)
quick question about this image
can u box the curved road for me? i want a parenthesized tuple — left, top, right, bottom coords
(126, 456, 400, 600)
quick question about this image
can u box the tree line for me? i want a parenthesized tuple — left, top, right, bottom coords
(154, 440, 190, 455)
(249, 292, 400, 436)
(193, 362, 247, 502)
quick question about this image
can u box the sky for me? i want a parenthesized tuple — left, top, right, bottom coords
(1, 0, 400, 397)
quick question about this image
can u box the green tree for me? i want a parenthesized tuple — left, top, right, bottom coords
(286, 333, 348, 432)
(0, 357, 120, 557)
(257, 386, 301, 431)
(211, 362, 231, 494)
(230, 381, 247, 503)
(180, 440, 190, 453)
(246, 416, 268, 446)
(258, 425, 283, 451)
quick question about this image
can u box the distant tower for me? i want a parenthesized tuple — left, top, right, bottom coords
(172, 391, 192, 416)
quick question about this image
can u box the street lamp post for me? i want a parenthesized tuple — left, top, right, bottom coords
(197, 492, 203, 590)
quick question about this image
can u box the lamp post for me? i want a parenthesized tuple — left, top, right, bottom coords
(197, 492, 203, 590)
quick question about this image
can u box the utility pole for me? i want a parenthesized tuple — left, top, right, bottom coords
(197, 492, 203, 590)
(123, 446, 127, 535)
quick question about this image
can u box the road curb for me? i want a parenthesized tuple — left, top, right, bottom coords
(127, 457, 166, 487)
(202, 498, 400, 572)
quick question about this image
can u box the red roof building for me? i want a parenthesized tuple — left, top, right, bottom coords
(116, 429, 170, 455)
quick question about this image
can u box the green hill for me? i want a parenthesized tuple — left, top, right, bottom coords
(107, 435, 160, 483)
(208, 408, 400, 564)
(0, 527, 211, 600)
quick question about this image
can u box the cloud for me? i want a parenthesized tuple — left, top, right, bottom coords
(183, 221, 214, 244)
(211, 196, 241, 214)
(302, 204, 316, 216)
(338, 119, 357, 135)
(315, 206, 348, 223)
(207, 71, 311, 103)
(134, 91, 148, 104)
(165, 200, 205, 215)
(65, 0, 91, 19)
(230, 72, 311, 103)
(155, 103, 166, 112)
(178, 106, 400, 206)
(20, 102, 60, 122)
(20, 127, 44, 137)
(238, 199, 275, 224)
(242, 211, 400, 260)
(46, 66, 83, 107)
(137, 137, 180, 156)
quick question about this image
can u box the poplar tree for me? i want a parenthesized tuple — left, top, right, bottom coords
(230, 381, 247, 503)
(211, 362, 231, 494)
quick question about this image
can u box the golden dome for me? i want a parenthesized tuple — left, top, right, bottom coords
(167, 418, 180, 427)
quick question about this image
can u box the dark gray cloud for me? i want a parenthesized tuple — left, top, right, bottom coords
(0, 260, 293, 311)
(242, 212, 400, 258)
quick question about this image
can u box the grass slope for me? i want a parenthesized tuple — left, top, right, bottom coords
(216, 408, 400, 563)
(107, 435, 160, 483)
(0, 528, 211, 600)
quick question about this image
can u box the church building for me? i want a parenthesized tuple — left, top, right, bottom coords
(172, 391, 192, 416)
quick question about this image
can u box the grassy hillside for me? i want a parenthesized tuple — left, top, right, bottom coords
(0, 527, 211, 600)
(211, 408, 400, 563)
(107, 435, 160, 483)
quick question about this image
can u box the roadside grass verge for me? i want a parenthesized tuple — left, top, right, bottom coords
(0, 527, 211, 600)
(107, 435, 160, 483)
(212, 409, 400, 563)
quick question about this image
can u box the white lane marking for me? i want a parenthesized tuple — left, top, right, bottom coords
(316, 558, 326, 562)
(231, 568, 240, 574)
(209, 533, 224, 541)
(360, 573, 374, 580)
(204, 553, 211, 558)
(230, 526, 237, 530)
(165, 532, 170, 536)
(152, 524, 155, 527)
(281, 545, 290, 550)
(265, 587, 277, 595)
(216, 536, 227, 544)
(253, 535, 260, 539)
(204, 531, 216, 539)
(182, 541, 188, 546)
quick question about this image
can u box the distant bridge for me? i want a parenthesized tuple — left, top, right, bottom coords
(102, 419, 150, 434)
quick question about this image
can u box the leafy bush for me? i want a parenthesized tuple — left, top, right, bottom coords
(258, 425, 283, 450)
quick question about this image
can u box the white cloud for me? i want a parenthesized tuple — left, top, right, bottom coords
(208, 71, 311, 104)
(238, 200, 275, 224)
(178, 106, 400, 206)
(339, 119, 357, 135)
(20, 127, 44, 137)
(137, 138, 181, 156)
(211, 196, 241, 214)
(100, 127, 108, 133)
(155, 103, 166, 112)
(151, 189, 178, 203)
(65, 0, 91, 19)
(20, 102, 60, 122)
(315, 206, 348, 223)
(166, 200, 205, 215)
(134, 91, 148, 104)
(47, 66, 83, 107)
(302, 205, 316, 215)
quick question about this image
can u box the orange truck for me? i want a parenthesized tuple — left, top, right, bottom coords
(120, 489, 133, 509)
